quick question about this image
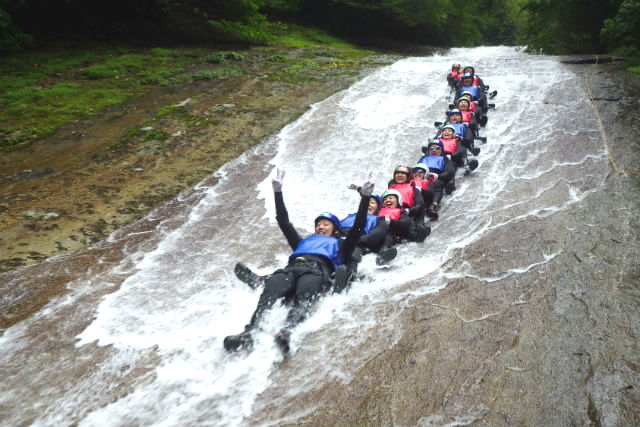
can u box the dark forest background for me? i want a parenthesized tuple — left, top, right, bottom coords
(1, 0, 638, 56)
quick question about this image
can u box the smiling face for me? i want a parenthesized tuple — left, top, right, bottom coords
(382, 195, 399, 208)
(412, 170, 425, 180)
(428, 145, 442, 155)
(315, 219, 335, 236)
(449, 113, 462, 123)
(441, 127, 455, 138)
(394, 171, 409, 184)
(463, 77, 473, 86)
(368, 198, 379, 214)
(457, 99, 470, 111)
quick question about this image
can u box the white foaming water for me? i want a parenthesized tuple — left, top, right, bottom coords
(0, 47, 608, 426)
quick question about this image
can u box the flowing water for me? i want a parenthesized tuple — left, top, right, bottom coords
(0, 47, 607, 426)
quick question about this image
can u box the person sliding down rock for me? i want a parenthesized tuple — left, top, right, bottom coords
(235, 192, 397, 293)
(437, 124, 479, 175)
(418, 140, 457, 196)
(447, 63, 462, 88)
(340, 191, 397, 274)
(458, 66, 487, 91)
(409, 163, 443, 220)
(224, 169, 374, 354)
(454, 72, 488, 113)
(455, 97, 481, 148)
(387, 165, 430, 242)
(377, 189, 427, 244)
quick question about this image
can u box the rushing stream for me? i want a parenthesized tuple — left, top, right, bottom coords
(0, 46, 608, 426)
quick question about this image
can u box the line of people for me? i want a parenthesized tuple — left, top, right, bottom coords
(223, 63, 495, 355)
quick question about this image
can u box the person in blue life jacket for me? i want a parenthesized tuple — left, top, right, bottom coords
(419, 139, 457, 196)
(440, 109, 474, 148)
(340, 191, 397, 269)
(455, 72, 488, 112)
(224, 169, 375, 354)
(234, 192, 396, 292)
(461, 65, 487, 90)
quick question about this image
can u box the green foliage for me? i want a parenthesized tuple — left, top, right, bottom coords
(217, 0, 266, 21)
(283, 0, 499, 47)
(143, 130, 170, 142)
(276, 24, 356, 49)
(622, 56, 640, 74)
(156, 104, 187, 117)
(207, 15, 285, 44)
(0, 46, 206, 149)
(268, 53, 288, 62)
(600, 0, 640, 56)
(83, 64, 117, 79)
(192, 70, 217, 80)
(0, 6, 31, 52)
(201, 51, 245, 63)
(520, 0, 621, 53)
(264, 0, 301, 11)
(150, 48, 172, 57)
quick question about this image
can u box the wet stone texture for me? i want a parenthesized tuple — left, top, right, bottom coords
(260, 63, 640, 426)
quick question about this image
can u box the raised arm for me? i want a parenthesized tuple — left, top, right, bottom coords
(272, 169, 302, 251)
(342, 175, 375, 261)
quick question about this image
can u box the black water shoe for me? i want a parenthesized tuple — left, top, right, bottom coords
(445, 181, 456, 195)
(332, 264, 350, 293)
(416, 225, 431, 242)
(223, 329, 253, 352)
(376, 246, 398, 265)
(234, 262, 264, 289)
(426, 203, 439, 220)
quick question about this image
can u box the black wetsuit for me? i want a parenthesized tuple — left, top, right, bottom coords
(248, 191, 368, 330)
(387, 179, 426, 227)
(341, 216, 389, 254)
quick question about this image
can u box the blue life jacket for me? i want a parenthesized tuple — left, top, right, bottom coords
(340, 213, 379, 234)
(290, 234, 342, 270)
(418, 155, 445, 173)
(447, 122, 466, 138)
(459, 85, 479, 99)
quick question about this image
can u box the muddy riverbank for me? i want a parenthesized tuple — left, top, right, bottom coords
(257, 61, 640, 426)
(0, 46, 400, 274)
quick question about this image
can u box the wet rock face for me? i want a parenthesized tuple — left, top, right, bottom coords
(278, 64, 640, 426)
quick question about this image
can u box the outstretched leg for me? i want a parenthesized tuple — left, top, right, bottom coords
(224, 268, 295, 352)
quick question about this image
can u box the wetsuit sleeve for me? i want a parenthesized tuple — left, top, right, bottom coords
(468, 117, 479, 136)
(407, 187, 424, 217)
(359, 220, 388, 250)
(274, 191, 302, 251)
(477, 90, 488, 110)
(341, 196, 369, 261)
(437, 158, 456, 182)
